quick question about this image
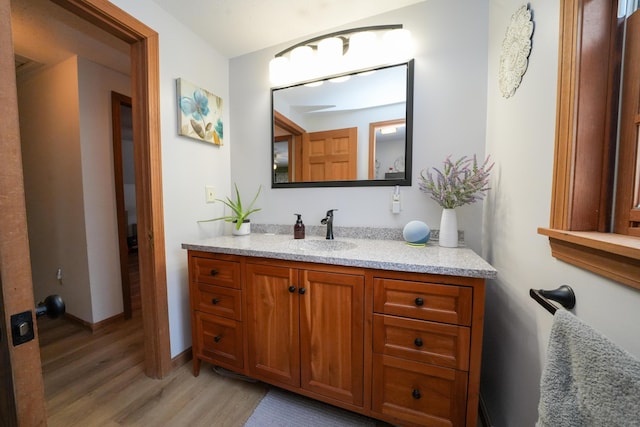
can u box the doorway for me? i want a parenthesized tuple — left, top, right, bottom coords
(1, 0, 170, 422)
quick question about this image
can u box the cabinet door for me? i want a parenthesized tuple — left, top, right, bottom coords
(299, 270, 365, 407)
(246, 263, 300, 387)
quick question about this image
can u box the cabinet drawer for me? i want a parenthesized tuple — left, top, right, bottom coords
(373, 314, 470, 371)
(192, 257, 241, 289)
(372, 354, 467, 427)
(373, 278, 472, 325)
(195, 312, 243, 370)
(193, 284, 242, 320)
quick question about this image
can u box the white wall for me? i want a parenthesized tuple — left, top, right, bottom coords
(483, 1, 640, 425)
(77, 56, 131, 323)
(108, 0, 231, 356)
(229, 0, 490, 254)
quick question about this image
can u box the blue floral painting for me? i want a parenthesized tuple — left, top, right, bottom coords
(177, 78, 223, 145)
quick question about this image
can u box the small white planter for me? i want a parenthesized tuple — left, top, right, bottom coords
(232, 221, 250, 236)
(438, 209, 458, 248)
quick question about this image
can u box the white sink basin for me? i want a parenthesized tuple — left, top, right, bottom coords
(288, 239, 357, 252)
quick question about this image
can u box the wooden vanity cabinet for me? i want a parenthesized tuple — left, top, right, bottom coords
(187, 250, 486, 427)
(245, 261, 365, 408)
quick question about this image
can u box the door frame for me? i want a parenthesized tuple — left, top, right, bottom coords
(274, 111, 305, 182)
(0, 0, 171, 423)
(111, 91, 134, 320)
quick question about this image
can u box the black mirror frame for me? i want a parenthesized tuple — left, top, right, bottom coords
(271, 59, 414, 188)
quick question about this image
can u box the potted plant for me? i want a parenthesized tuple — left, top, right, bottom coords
(418, 155, 494, 247)
(199, 183, 262, 235)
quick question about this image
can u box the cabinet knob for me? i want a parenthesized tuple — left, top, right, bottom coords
(288, 286, 296, 293)
(211, 298, 220, 305)
(298, 287, 306, 295)
(210, 269, 219, 276)
(414, 297, 424, 306)
(414, 337, 423, 347)
(214, 335, 222, 343)
(412, 389, 421, 399)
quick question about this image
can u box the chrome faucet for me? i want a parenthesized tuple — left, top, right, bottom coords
(321, 209, 338, 240)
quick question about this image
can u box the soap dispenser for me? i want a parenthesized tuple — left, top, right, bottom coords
(294, 214, 305, 239)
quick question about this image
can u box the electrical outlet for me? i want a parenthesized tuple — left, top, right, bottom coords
(205, 185, 215, 203)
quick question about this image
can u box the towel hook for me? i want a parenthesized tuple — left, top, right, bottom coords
(530, 285, 576, 315)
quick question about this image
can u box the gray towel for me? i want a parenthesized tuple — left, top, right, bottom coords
(536, 309, 640, 426)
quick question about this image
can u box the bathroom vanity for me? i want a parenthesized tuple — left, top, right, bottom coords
(182, 232, 496, 427)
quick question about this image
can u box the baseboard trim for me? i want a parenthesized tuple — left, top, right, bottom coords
(171, 347, 192, 369)
(63, 312, 125, 332)
(479, 393, 493, 427)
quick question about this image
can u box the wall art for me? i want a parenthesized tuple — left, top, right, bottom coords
(498, 4, 534, 98)
(177, 78, 223, 144)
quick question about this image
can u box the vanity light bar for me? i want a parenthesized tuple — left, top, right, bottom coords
(269, 24, 413, 86)
(273, 24, 404, 58)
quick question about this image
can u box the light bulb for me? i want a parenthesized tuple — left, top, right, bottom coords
(382, 29, 413, 62)
(317, 37, 343, 60)
(269, 56, 289, 85)
(345, 31, 379, 70)
(290, 45, 315, 82)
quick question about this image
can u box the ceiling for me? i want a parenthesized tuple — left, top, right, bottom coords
(11, 0, 426, 76)
(150, 0, 426, 58)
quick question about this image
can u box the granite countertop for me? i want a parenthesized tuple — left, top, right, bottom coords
(182, 232, 497, 280)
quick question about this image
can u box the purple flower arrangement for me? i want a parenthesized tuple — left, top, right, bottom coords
(419, 155, 494, 209)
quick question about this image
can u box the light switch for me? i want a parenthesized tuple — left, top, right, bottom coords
(205, 185, 215, 203)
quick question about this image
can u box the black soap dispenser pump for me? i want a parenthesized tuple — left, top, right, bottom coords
(294, 214, 305, 239)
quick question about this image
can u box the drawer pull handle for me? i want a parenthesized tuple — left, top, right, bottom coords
(288, 286, 296, 293)
(212, 298, 220, 305)
(414, 297, 424, 306)
(412, 389, 421, 399)
(210, 269, 219, 276)
(214, 335, 222, 343)
(298, 287, 306, 295)
(414, 338, 423, 347)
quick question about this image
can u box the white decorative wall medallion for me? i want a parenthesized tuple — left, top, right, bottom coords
(498, 4, 534, 98)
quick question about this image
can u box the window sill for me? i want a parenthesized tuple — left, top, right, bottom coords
(538, 228, 640, 290)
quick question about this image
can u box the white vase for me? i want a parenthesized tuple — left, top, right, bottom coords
(438, 209, 458, 248)
(232, 221, 250, 236)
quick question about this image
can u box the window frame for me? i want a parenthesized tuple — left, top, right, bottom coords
(538, 0, 640, 290)
(614, 8, 640, 238)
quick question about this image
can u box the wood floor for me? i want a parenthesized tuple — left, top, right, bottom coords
(38, 313, 268, 427)
(37, 251, 268, 426)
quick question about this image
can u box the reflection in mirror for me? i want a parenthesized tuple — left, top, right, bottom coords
(272, 60, 413, 188)
(369, 119, 406, 179)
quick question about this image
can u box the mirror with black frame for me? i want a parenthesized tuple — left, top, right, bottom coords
(271, 60, 413, 188)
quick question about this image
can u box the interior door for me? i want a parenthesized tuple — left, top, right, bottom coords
(0, 0, 48, 423)
(302, 127, 358, 181)
(0, 276, 18, 427)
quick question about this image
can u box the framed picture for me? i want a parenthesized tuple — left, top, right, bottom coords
(177, 78, 223, 145)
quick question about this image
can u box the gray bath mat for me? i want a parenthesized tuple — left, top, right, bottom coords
(244, 387, 378, 426)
